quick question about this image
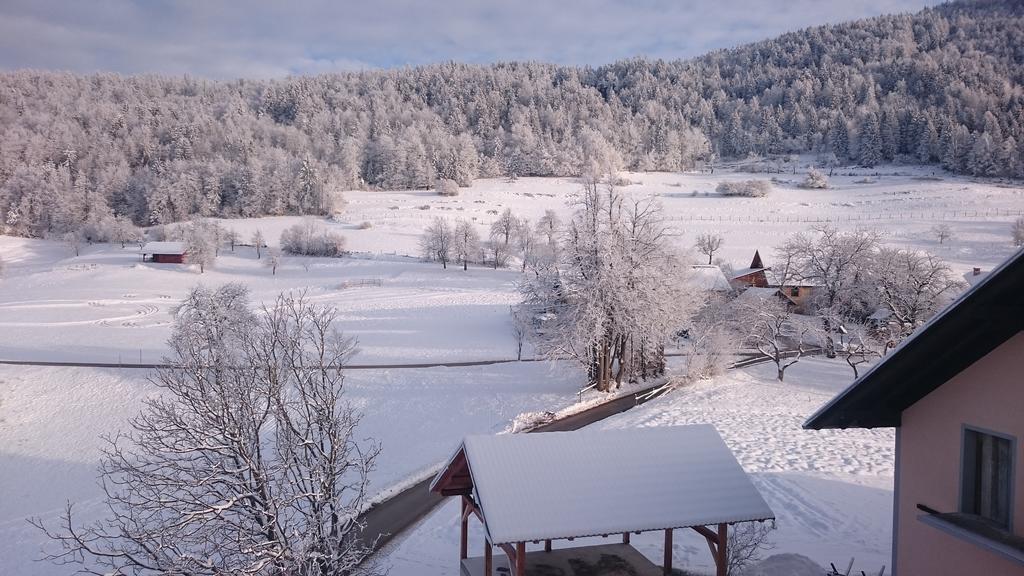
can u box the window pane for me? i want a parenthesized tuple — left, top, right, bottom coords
(961, 429, 1012, 529)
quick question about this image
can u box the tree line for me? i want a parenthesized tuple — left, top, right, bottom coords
(2, 0, 1022, 239)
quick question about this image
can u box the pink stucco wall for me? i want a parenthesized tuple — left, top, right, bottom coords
(896, 332, 1024, 575)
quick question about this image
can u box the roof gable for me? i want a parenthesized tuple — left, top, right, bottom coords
(805, 249, 1024, 430)
(431, 425, 774, 544)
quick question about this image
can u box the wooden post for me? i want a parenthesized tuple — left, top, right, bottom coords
(716, 523, 728, 576)
(484, 538, 493, 576)
(460, 497, 469, 560)
(663, 529, 673, 575)
(622, 532, 631, 545)
(516, 542, 526, 576)
(544, 539, 552, 552)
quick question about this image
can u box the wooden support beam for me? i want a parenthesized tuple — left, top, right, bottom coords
(544, 539, 552, 552)
(516, 542, 526, 576)
(663, 529, 673, 575)
(460, 497, 469, 560)
(622, 532, 631, 545)
(716, 523, 728, 576)
(484, 538, 493, 576)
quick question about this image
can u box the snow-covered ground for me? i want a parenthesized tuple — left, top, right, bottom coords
(0, 167, 1021, 575)
(382, 358, 895, 576)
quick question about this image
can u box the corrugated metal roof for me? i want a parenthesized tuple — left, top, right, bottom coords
(452, 424, 774, 545)
(140, 241, 186, 254)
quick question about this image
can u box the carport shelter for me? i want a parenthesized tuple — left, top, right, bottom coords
(430, 424, 775, 576)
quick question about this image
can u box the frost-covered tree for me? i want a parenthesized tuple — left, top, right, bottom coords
(858, 113, 882, 168)
(931, 223, 954, 245)
(435, 178, 459, 197)
(1013, 217, 1024, 247)
(34, 286, 380, 576)
(801, 168, 829, 189)
(490, 208, 519, 247)
(280, 219, 346, 257)
(739, 293, 811, 382)
(266, 247, 282, 275)
(184, 219, 217, 273)
(873, 247, 965, 341)
(62, 230, 82, 257)
(695, 233, 724, 264)
(252, 229, 265, 259)
(225, 228, 240, 252)
(420, 217, 453, 268)
(453, 218, 480, 271)
(536, 209, 561, 247)
(520, 179, 694, 391)
(776, 225, 879, 356)
(514, 218, 540, 272)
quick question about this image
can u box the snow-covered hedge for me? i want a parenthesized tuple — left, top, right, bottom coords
(436, 179, 459, 196)
(280, 220, 347, 257)
(716, 179, 771, 197)
(800, 168, 830, 189)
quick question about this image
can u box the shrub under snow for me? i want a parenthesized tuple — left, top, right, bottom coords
(436, 179, 460, 196)
(716, 179, 771, 197)
(280, 219, 347, 257)
(800, 168, 830, 189)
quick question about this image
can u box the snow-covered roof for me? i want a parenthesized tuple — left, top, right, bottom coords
(963, 269, 989, 286)
(730, 267, 768, 279)
(139, 241, 186, 255)
(734, 286, 788, 304)
(689, 265, 731, 292)
(431, 424, 774, 545)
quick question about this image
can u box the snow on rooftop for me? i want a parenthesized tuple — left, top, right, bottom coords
(689, 265, 731, 292)
(453, 424, 774, 545)
(139, 241, 186, 254)
(729, 267, 767, 279)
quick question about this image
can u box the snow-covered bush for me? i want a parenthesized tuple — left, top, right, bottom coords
(1013, 217, 1024, 247)
(716, 179, 771, 197)
(279, 219, 346, 257)
(357, 221, 373, 230)
(800, 168, 829, 189)
(436, 179, 459, 196)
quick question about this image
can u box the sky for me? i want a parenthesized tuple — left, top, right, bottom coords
(0, 0, 944, 79)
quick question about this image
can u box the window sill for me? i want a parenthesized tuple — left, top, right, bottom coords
(917, 505, 1024, 567)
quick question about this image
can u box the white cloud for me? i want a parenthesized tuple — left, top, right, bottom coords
(0, 0, 943, 78)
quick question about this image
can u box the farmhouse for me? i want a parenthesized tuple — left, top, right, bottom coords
(805, 248, 1024, 576)
(689, 264, 732, 292)
(430, 424, 774, 576)
(729, 250, 771, 289)
(139, 241, 187, 264)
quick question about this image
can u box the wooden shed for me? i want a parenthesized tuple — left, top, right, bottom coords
(140, 241, 187, 264)
(430, 424, 775, 576)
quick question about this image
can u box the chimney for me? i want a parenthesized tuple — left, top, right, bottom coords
(972, 267, 981, 276)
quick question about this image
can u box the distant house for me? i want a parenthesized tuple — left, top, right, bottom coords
(689, 264, 731, 293)
(729, 250, 771, 289)
(964, 266, 990, 287)
(140, 241, 187, 264)
(805, 249, 1024, 576)
(733, 286, 795, 309)
(776, 284, 819, 313)
(430, 425, 774, 576)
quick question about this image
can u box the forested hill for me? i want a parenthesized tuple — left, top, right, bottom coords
(1, 0, 1022, 237)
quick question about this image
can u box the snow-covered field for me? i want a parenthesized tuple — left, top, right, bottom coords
(382, 358, 895, 575)
(0, 166, 1021, 575)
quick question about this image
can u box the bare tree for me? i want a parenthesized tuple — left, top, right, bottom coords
(535, 209, 561, 247)
(112, 216, 141, 248)
(453, 218, 480, 271)
(873, 247, 965, 341)
(740, 294, 810, 381)
(931, 223, 954, 245)
(776, 225, 878, 356)
(682, 295, 741, 379)
(490, 208, 519, 247)
(515, 218, 539, 272)
(487, 237, 511, 269)
(800, 167, 830, 189)
(62, 230, 82, 256)
(226, 228, 241, 252)
(265, 247, 282, 275)
(695, 233, 724, 264)
(252, 229, 265, 259)
(1012, 217, 1024, 247)
(510, 307, 529, 361)
(34, 286, 381, 576)
(727, 521, 775, 576)
(420, 217, 454, 269)
(435, 178, 459, 196)
(841, 322, 882, 378)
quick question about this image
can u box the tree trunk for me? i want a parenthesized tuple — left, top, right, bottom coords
(777, 365, 785, 381)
